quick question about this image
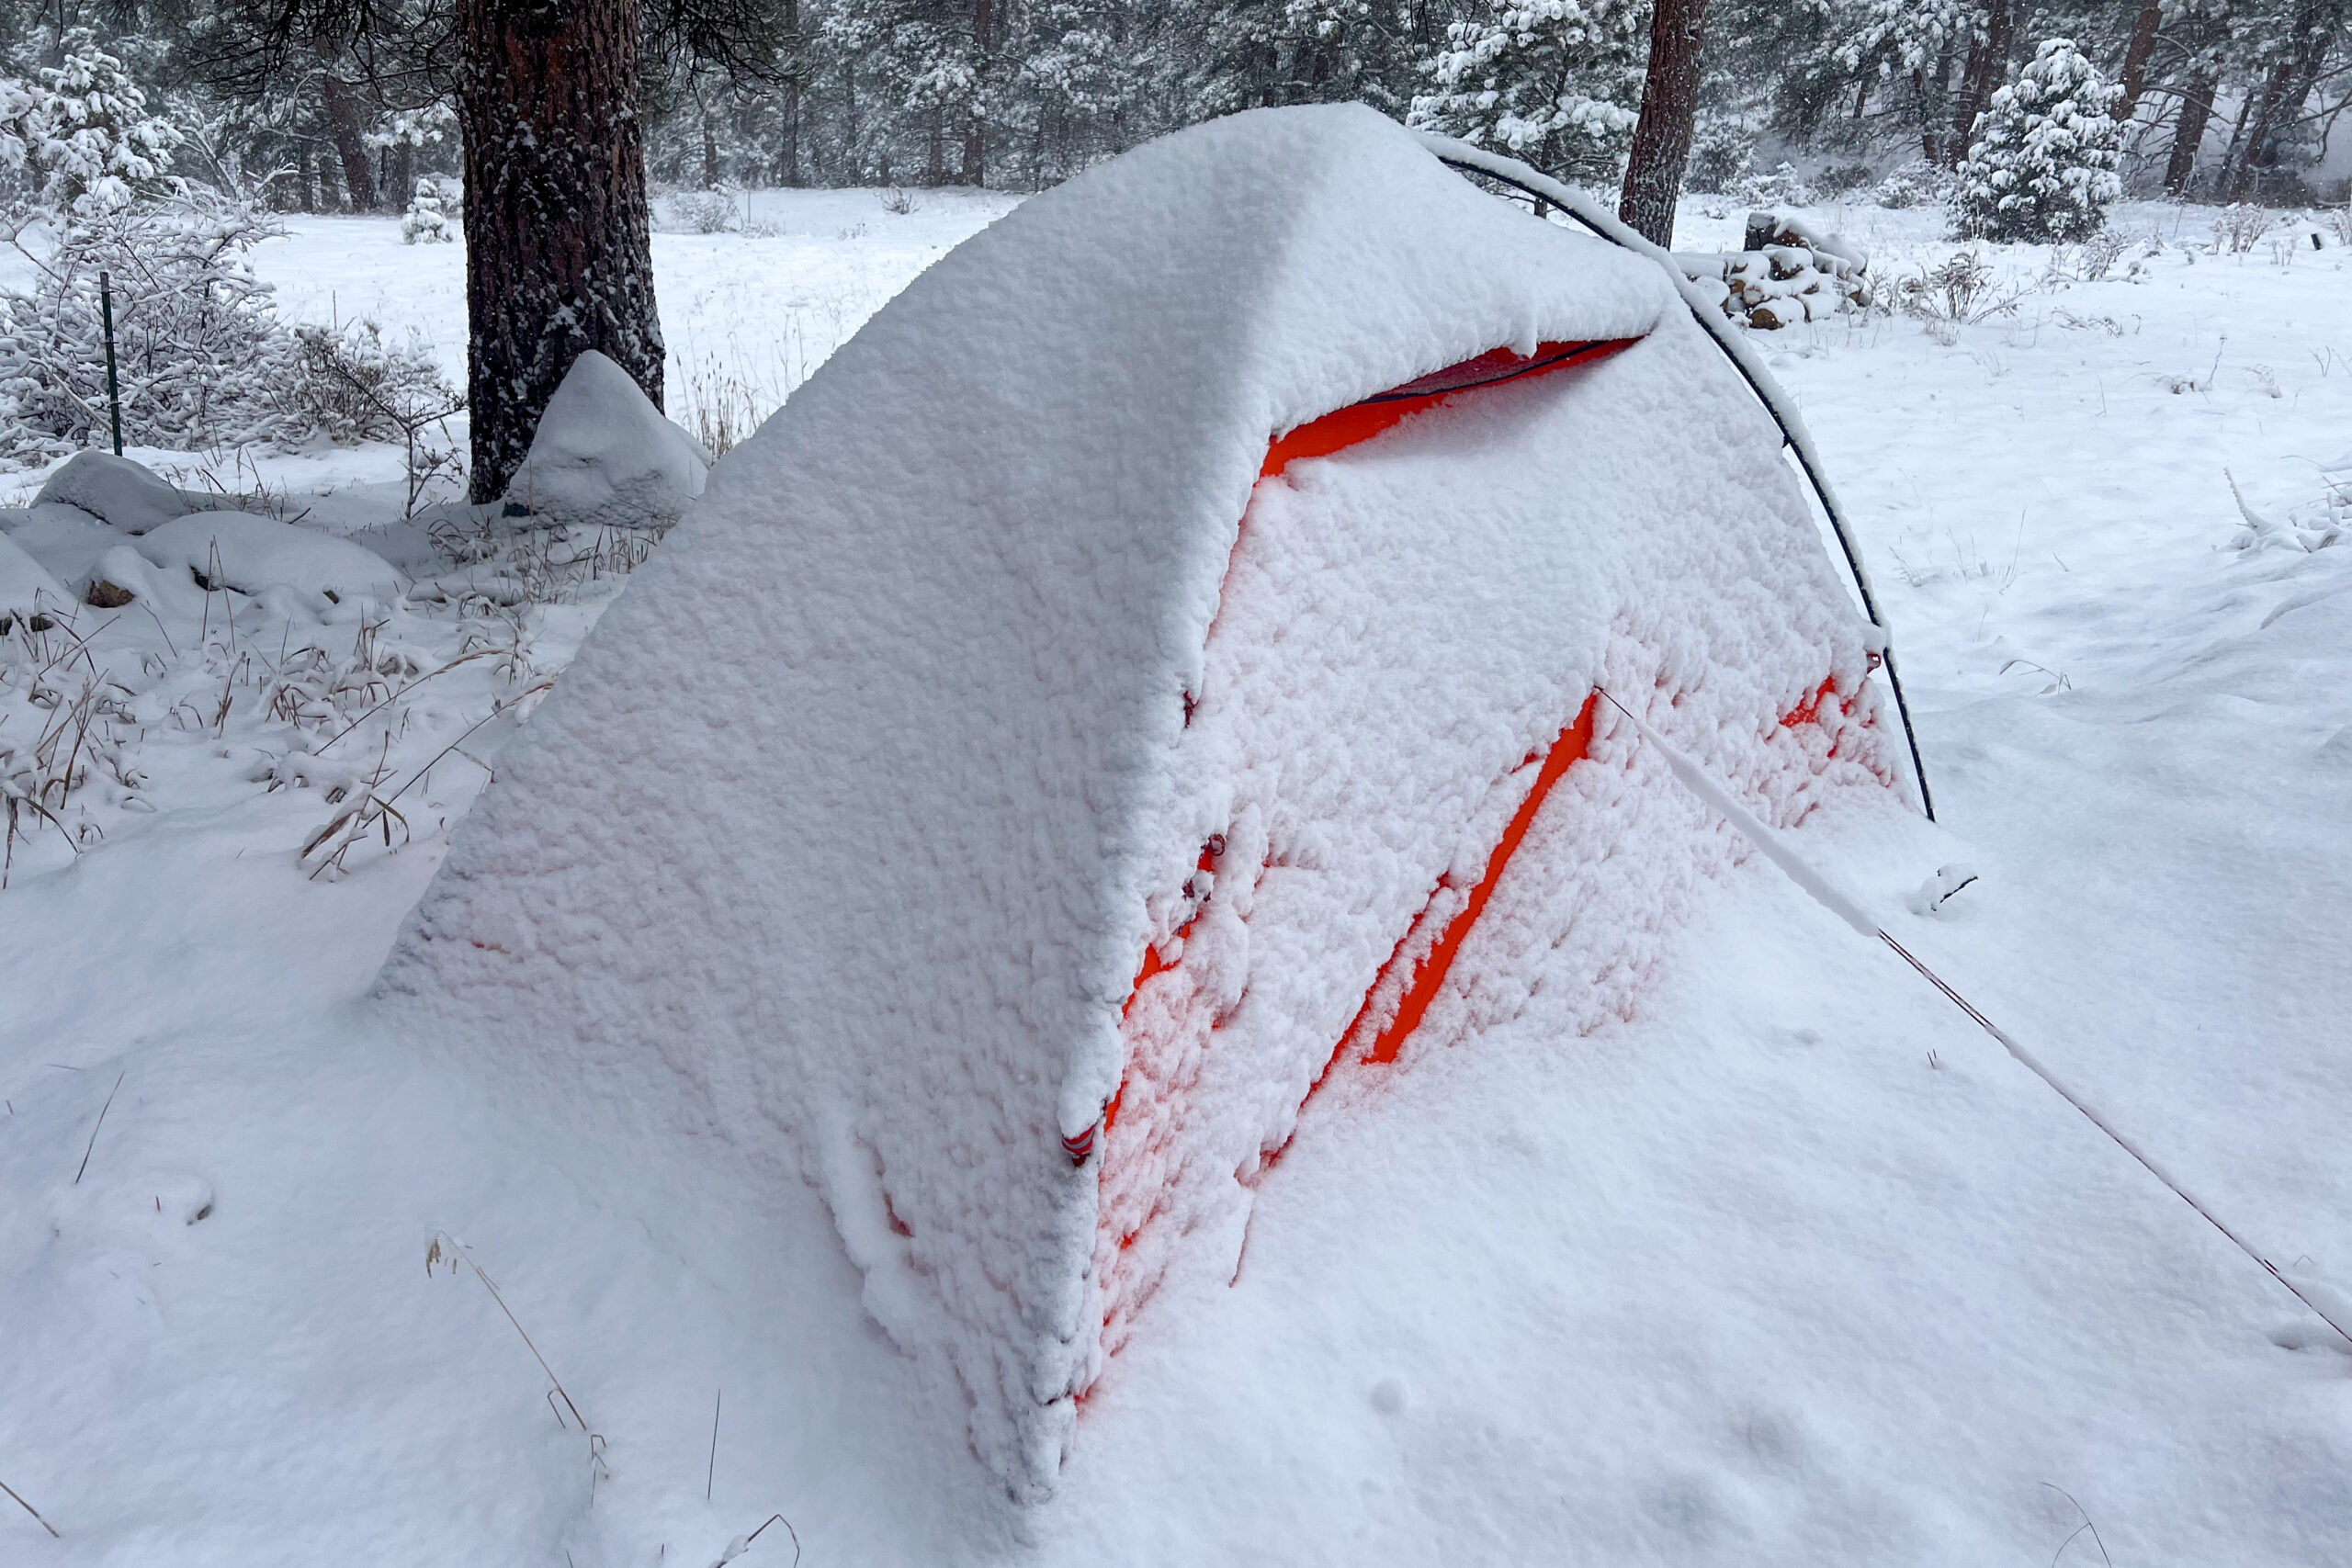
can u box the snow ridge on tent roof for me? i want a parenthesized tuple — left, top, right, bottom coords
(379, 107, 1709, 1498)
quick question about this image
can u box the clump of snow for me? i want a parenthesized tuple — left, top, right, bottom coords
(137, 511, 406, 612)
(502, 350, 710, 530)
(0, 531, 68, 618)
(3, 499, 123, 586)
(32, 450, 190, 534)
(385, 104, 1899, 1500)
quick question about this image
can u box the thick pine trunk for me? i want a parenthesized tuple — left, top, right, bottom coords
(390, 141, 415, 213)
(2165, 72, 2215, 192)
(1617, 0, 1709, 248)
(1950, 2, 2010, 164)
(2112, 0, 2164, 121)
(458, 0, 662, 502)
(320, 72, 380, 211)
(1950, 0, 2014, 167)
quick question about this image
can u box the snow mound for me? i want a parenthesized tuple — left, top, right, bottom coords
(32, 450, 189, 535)
(502, 349, 709, 529)
(0, 531, 68, 617)
(383, 105, 1899, 1501)
(2, 502, 117, 587)
(137, 512, 406, 609)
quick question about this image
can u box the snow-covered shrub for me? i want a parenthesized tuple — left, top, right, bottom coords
(0, 195, 461, 467)
(2210, 204, 2270, 254)
(664, 187, 741, 233)
(1871, 159, 1953, 210)
(1683, 119, 1756, 194)
(1816, 162, 1877, 196)
(1954, 39, 2122, 243)
(401, 175, 457, 244)
(1898, 251, 2026, 327)
(0, 30, 182, 217)
(1730, 161, 1816, 209)
(1408, 0, 1645, 183)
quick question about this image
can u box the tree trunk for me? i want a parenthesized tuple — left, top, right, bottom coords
(2221, 1, 2349, 200)
(780, 80, 801, 186)
(319, 71, 380, 211)
(298, 141, 315, 212)
(390, 141, 415, 212)
(1617, 0, 1710, 247)
(702, 108, 721, 187)
(963, 0, 989, 186)
(458, 0, 663, 502)
(2165, 72, 2215, 192)
(927, 106, 946, 184)
(2112, 0, 2164, 120)
(1950, 0, 2014, 167)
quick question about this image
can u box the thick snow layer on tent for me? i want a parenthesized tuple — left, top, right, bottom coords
(502, 349, 710, 529)
(382, 104, 1900, 1497)
(33, 450, 190, 534)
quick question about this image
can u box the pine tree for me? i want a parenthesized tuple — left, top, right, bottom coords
(0, 29, 183, 217)
(1954, 38, 2121, 243)
(1408, 0, 1647, 185)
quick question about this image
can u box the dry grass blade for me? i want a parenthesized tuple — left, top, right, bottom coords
(426, 1231, 588, 1432)
(72, 1069, 125, 1185)
(0, 1474, 60, 1538)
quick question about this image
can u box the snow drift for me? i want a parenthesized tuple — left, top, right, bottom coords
(381, 105, 1905, 1499)
(502, 349, 709, 529)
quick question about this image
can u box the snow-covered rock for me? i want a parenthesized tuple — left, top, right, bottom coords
(389, 105, 1901, 1502)
(502, 350, 709, 530)
(32, 450, 190, 535)
(0, 530, 69, 619)
(136, 512, 406, 608)
(4, 500, 120, 585)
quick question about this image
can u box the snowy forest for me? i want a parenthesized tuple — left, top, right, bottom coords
(9, 0, 2348, 208)
(4, 0, 2352, 1560)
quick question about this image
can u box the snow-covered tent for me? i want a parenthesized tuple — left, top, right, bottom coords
(383, 105, 1913, 1498)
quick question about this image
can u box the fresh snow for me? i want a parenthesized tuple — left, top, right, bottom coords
(1, 126, 2348, 1566)
(503, 350, 710, 529)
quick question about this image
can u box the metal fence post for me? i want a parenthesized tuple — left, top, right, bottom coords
(98, 269, 123, 456)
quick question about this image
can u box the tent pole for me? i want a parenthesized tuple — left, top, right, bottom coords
(1417, 135, 1936, 822)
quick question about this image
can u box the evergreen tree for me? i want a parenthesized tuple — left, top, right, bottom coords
(1408, 0, 1646, 184)
(0, 29, 184, 215)
(1954, 37, 2121, 243)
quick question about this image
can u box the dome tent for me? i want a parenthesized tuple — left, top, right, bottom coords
(381, 105, 1914, 1500)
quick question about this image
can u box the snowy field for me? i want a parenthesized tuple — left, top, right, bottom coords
(2, 182, 2348, 1564)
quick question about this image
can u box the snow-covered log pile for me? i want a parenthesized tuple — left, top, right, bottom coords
(381, 105, 1908, 1503)
(1677, 209, 1873, 330)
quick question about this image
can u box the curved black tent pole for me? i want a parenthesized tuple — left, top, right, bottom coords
(1416, 134, 1937, 821)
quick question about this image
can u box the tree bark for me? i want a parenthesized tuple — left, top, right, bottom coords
(1950, 0, 2014, 167)
(2165, 71, 2215, 192)
(962, 0, 989, 186)
(459, 0, 663, 502)
(2112, 0, 2164, 120)
(390, 141, 414, 212)
(2221, 0, 2350, 200)
(1617, 0, 1709, 247)
(319, 70, 380, 211)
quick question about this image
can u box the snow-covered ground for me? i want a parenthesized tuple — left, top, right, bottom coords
(2, 185, 2347, 1564)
